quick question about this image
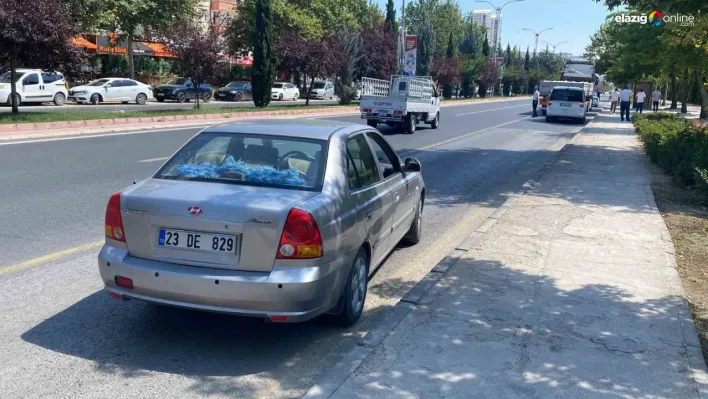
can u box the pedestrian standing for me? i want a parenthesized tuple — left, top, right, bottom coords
(532, 87, 540, 117)
(610, 88, 620, 114)
(652, 88, 662, 112)
(635, 88, 646, 114)
(619, 86, 632, 122)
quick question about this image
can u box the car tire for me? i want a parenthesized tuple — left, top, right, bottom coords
(202, 92, 211, 103)
(136, 93, 148, 105)
(278, 94, 283, 101)
(404, 197, 424, 245)
(6, 93, 21, 107)
(156, 98, 165, 102)
(90, 93, 100, 105)
(546, 116, 553, 123)
(52, 93, 66, 106)
(404, 114, 416, 134)
(367, 120, 377, 128)
(234, 93, 242, 102)
(294, 93, 299, 101)
(330, 248, 368, 327)
(176, 92, 187, 103)
(430, 112, 440, 129)
(580, 117, 586, 124)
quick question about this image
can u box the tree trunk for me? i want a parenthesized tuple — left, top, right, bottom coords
(127, 33, 135, 79)
(9, 53, 18, 114)
(695, 68, 708, 120)
(681, 68, 690, 114)
(662, 82, 667, 106)
(670, 68, 678, 109)
(306, 76, 315, 106)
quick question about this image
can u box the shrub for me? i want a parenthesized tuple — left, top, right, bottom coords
(634, 113, 708, 190)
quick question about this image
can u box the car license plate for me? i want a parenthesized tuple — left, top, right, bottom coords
(156, 93, 164, 97)
(560, 102, 571, 107)
(158, 228, 237, 254)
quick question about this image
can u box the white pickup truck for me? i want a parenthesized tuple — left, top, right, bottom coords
(359, 75, 441, 134)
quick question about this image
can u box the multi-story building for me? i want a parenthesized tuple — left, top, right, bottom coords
(472, 9, 501, 53)
(197, 0, 240, 25)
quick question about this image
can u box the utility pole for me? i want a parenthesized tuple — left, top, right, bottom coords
(523, 27, 553, 68)
(400, 0, 405, 74)
(475, 0, 524, 70)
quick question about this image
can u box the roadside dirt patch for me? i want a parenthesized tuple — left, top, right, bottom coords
(650, 167, 708, 365)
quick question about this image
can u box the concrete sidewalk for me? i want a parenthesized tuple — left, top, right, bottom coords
(315, 109, 708, 398)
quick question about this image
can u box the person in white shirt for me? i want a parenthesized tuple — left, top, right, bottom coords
(532, 88, 540, 117)
(610, 88, 620, 114)
(652, 88, 662, 112)
(619, 86, 632, 121)
(635, 89, 647, 114)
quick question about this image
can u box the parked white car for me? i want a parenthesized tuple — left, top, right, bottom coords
(69, 78, 153, 105)
(546, 86, 587, 124)
(0, 69, 68, 106)
(307, 80, 335, 100)
(271, 82, 299, 101)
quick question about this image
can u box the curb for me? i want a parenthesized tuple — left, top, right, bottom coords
(302, 102, 593, 399)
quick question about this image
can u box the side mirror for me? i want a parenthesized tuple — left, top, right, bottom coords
(105, 84, 112, 88)
(404, 158, 421, 172)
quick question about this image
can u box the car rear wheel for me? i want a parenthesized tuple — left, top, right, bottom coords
(176, 92, 187, 103)
(430, 112, 439, 129)
(6, 93, 21, 107)
(202, 92, 211, 103)
(136, 93, 148, 105)
(90, 93, 100, 105)
(234, 93, 242, 102)
(404, 197, 423, 245)
(367, 120, 377, 128)
(52, 93, 66, 106)
(330, 248, 368, 327)
(404, 114, 416, 134)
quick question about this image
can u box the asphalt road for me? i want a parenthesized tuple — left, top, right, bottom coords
(0, 98, 598, 398)
(0, 98, 339, 113)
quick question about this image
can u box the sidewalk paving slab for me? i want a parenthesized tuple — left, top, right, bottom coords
(316, 107, 708, 399)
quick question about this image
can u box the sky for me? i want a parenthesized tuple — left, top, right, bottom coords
(375, 0, 613, 56)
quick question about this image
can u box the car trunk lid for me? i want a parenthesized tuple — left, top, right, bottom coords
(121, 179, 317, 272)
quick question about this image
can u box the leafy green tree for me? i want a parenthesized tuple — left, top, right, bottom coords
(482, 33, 490, 57)
(412, 16, 435, 76)
(252, 0, 277, 107)
(0, 0, 85, 113)
(405, 0, 464, 58)
(336, 28, 363, 104)
(385, 0, 398, 32)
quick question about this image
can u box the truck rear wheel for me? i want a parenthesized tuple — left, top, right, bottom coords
(367, 120, 377, 128)
(404, 114, 416, 134)
(430, 112, 439, 129)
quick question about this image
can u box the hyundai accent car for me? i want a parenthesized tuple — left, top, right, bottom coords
(69, 78, 153, 105)
(98, 121, 425, 326)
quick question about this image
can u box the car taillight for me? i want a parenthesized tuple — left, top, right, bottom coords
(363, 108, 372, 113)
(394, 110, 404, 115)
(276, 209, 322, 259)
(105, 192, 126, 242)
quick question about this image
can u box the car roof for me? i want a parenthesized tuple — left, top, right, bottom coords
(15, 69, 62, 74)
(552, 86, 583, 90)
(202, 120, 366, 140)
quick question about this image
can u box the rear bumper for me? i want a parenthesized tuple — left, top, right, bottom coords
(97, 245, 352, 322)
(361, 114, 403, 122)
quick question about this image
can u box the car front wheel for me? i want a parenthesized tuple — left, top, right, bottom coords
(176, 92, 187, 103)
(330, 248, 368, 326)
(136, 93, 148, 105)
(90, 93, 100, 105)
(53, 93, 66, 106)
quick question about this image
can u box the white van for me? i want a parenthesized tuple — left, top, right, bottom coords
(546, 86, 586, 124)
(0, 69, 69, 106)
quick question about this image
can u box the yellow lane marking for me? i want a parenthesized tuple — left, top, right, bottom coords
(0, 240, 104, 276)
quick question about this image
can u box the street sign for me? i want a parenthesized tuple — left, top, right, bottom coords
(404, 35, 417, 75)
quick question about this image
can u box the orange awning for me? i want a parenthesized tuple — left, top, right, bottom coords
(71, 37, 97, 50)
(145, 42, 174, 58)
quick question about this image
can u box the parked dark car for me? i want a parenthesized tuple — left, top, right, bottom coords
(153, 78, 212, 103)
(215, 81, 253, 102)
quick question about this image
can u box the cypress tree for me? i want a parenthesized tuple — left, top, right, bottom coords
(251, 0, 276, 107)
(385, 0, 398, 32)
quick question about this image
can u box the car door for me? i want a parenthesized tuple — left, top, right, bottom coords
(121, 80, 138, 101)
(244, 83, 253, 100)
(184, 79, 195, 99)
(365, 132, 416, 248)
(346, 134, 392, 268)
(326, 82, 334, 98)
(105, 79, 123, 101)
(21, 73, 43, 102)
(40, 72, 60, 100)
(285, 83, 295, 99)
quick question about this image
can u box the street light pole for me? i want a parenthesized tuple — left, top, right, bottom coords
(475, 0, 524, 69)
(543, 41, 567, 53)
(523, 27, 553, 55)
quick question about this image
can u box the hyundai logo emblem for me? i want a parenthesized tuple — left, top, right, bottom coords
(187, 206, 203, 216)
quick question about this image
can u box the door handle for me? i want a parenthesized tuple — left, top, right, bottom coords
(366, 210, 373, 221)
(395, 195, 400, 203)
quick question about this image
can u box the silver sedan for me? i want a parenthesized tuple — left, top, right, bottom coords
(98, 120, 425, 326)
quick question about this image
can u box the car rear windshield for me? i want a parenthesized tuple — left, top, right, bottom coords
(272, 83, 284, 88)
(551, 89, 583, 102)
(155, 132, 327, 191)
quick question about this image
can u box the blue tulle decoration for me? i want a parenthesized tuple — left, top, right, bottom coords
(174, 156, 306, 186)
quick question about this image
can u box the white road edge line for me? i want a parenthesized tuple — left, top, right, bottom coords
(136, 156, 169, 163)
(0, 125, 210, 146)
(454, 104, 528, 116)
